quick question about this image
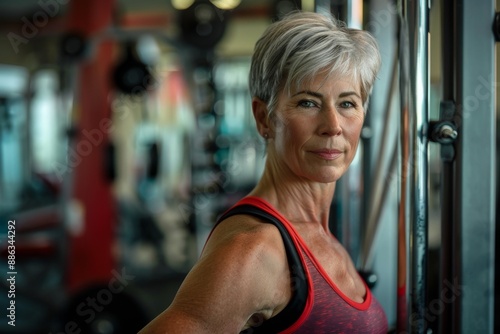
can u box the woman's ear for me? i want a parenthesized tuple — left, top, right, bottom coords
(252, 97, 271, 139)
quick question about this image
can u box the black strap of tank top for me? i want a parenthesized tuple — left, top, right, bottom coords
(216, 204, 308, 333)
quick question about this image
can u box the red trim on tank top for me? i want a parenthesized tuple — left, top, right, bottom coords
(299, 243, 372, 311)
(241, 196, 372, 312)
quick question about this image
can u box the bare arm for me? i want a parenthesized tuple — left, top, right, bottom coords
(139, 216, 290, 334)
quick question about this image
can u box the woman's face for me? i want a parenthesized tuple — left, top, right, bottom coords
(269, 71, 364, 183)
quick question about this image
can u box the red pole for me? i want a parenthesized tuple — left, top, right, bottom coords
(65, 0, 117, 293)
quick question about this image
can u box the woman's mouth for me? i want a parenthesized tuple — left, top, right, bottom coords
(309, 149, 343, 160)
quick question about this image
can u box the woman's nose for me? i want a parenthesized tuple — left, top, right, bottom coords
(319, 106, 342, 137)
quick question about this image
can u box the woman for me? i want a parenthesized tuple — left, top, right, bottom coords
(140, 11, 387, 333)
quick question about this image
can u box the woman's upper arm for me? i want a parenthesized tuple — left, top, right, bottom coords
(139, 218, 286, 334)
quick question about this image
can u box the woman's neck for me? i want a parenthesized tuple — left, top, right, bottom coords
(248, 159, 336, 233)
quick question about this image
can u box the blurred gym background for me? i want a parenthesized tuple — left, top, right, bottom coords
(0, 0, 498, 333)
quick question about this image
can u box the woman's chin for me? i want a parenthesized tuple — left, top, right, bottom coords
(304, 170, 344, 184)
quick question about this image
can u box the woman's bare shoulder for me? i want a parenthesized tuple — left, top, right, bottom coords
(139, 214, 290, 333)
(201, 213, 286, 258)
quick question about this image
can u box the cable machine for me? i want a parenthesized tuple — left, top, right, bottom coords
(397, 0, 497, 333)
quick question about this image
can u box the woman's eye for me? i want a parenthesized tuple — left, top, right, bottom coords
(298, 100, 317, 108)
(339, 101, 355, 108)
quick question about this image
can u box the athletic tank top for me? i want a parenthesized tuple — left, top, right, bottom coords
(214, 196, 389, 334)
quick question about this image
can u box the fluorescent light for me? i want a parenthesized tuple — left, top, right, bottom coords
(210, 0, 241, 10)
(172, 0, 195, 10)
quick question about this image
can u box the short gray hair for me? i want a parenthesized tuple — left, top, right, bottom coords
(249, 11, 381, 114)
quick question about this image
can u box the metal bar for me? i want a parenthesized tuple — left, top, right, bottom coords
(399, 0, 429, 332)
(396, 172, 408, 334)
(346, 0, 363, 29)
(360, 48, 399, 270)
(397, 56, 409, 332)
(362, 132, 398, 270)
(408, 0, 429, 329)
(397, 5, 410, 332)
(456, 0, 496, 332)
(439, 0, 456, 332)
